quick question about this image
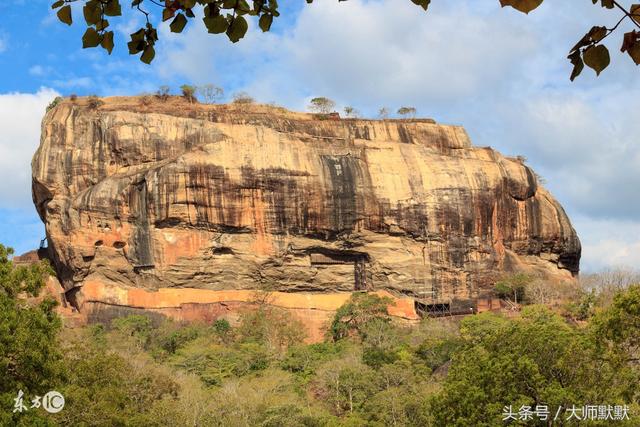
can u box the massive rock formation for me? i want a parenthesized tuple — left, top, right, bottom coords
(32, 97, 580, 337)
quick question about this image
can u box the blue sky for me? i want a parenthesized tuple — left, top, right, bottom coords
(1, 0, 640, 271)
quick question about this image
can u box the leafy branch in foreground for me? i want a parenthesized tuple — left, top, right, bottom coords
(50, 0, 640, 79)
(568, 1, 640, 80)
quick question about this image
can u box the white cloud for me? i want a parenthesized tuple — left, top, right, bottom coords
(0, 88, 60, 210)
(51, 76, 94, 89)
(496, 92, 640, 220)
(0, 35, 6, 53)
(28, 65, 51, 77)
(29, 65, 44, 76)
(114, 14, 146, 39)
(572, 216, 640, 272)
(281, 1, 538, 105)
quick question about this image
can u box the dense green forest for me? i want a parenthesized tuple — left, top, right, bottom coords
(1, 242, 639, 426)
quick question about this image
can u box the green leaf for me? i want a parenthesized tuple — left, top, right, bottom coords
(598, 0, 615, 9)
(499, 0, 544, 14)
(253, 0, 266, 13)
(101, 31, 114, 54)
(145, 24, 158, 43)
(56, 5, 72, 25)
(570, 26, 607, 54)
(227, 15, 248, 42)
(51, 1, 64, 9)
(621, 31, 640, 65)
(202, 3, 214, 17)
(258, 14, 273, 32)
(131, 28, 146, 42)
(626, 44, 640, 66)
(590, 26, 607, 43)
(631, 4, 640, 26)
(237, 0, 251, 14)
(128, 39, 145, 54)
(162, 8, 175, 22)
(96, 19, 110, 31)
(83, 0, 102, 25)
(170, 13, 188, 33)
(583, 44, 610, 75)
(567, 50, 584, 81)
(141, 45, 155, 64)
(203, 15, 229, 34)
(410, 0, 431, 11)
(105, 0, 122, 17)
(82, 27, 101, 48)
(180, 0, 197, 8)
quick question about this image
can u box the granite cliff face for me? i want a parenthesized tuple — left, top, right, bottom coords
(32, 97, 580, 337)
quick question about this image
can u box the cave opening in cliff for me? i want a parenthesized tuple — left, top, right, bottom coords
(65, 287, 81, 311)
(212, 247, 234, 255)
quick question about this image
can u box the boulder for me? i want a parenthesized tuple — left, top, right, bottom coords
(31, 97, 580, 338)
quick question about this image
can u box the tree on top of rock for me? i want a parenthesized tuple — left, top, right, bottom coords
(197, 84, 224, 104)
(180, 84, 197, 103)
(397, 107, 417, 119)
(308, 97, 336, 114)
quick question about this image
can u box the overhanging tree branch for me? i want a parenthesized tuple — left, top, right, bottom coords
(49, 0, 640, 80)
